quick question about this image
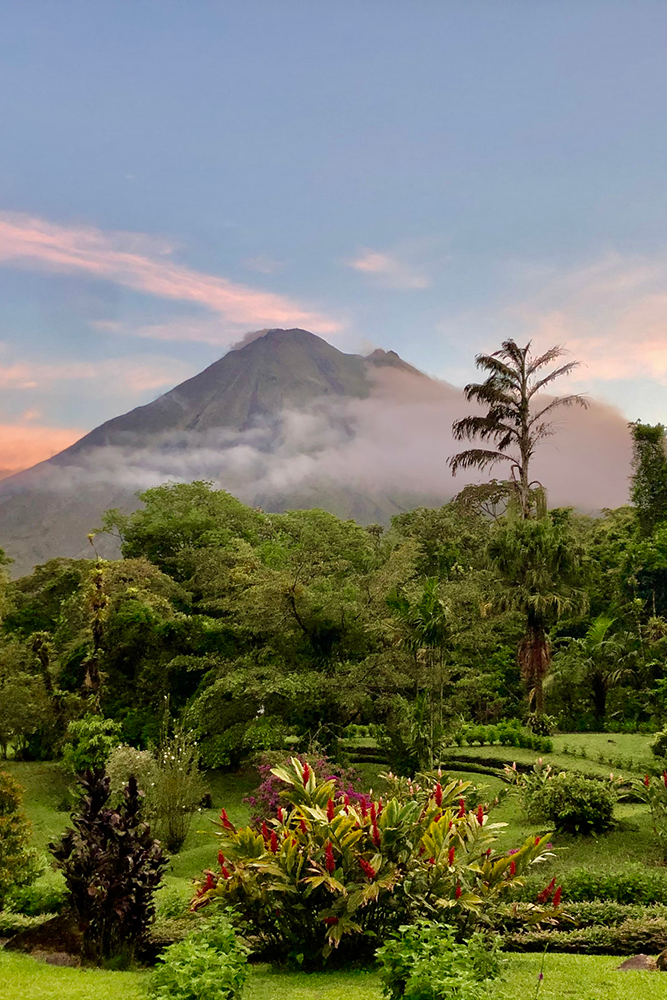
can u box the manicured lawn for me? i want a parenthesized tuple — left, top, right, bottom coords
(4, 952, 667, 1000)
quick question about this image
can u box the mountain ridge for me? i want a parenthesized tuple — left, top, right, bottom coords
(0, 329, 434, 575)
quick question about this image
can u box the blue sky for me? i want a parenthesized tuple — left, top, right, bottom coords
(1, 1, 666, 471)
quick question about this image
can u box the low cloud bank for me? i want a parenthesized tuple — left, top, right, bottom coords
(8, 367, 632, 514)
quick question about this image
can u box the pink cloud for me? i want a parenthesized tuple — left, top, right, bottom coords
(0, 424, 84, 479)
(0, 352, 194, 395)
(509, 253, 667, 384)
(346, 247, 431, 290)
(0, 212, 339, 336)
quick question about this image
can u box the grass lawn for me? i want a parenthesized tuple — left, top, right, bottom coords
(4, 952, 667, 1000)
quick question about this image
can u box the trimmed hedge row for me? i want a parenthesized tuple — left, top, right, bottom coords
(504, 917, 667, 954)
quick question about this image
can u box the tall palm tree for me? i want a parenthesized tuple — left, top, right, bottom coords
(449, 340, 588, 518)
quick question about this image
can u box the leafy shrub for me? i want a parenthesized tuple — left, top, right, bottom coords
(61, 714, 122, 776)
(152, 729, 207, 853)
(243, 751, 367, 826)
(50, 769, 167, 962)
(634, 771, 667, 858)
(149, 909, 249, 1000)
(0, 770, 39, 908)
(376, 921, 502, 1000)
(6, 877, 67, 915)
(105, 743, 158, 799)
(194, 758, 558, 965)
(651, 730, 667, 757)
(516, 763, 616, 835)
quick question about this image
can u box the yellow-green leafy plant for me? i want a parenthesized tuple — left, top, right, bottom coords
(193, 759, 559, 965)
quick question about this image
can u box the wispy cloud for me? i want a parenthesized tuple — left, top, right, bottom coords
(0, 212, 339, 339)
(0, 349, 194, 395)
(345, 247, 432, 290)
(509, 253, 667, 384)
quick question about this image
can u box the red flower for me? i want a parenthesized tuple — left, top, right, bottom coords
(434, 782, 443, 807)
(218, 850, 226, 868)
(327, 798, 335, 822)
(261, 821, 270, 842)
(323, 916, 338, 926)
(448, 846, 455, 867)
(378, 797, 384, 815)
(535, 836, 541, 845)
(476, 804, 484, 826)
(553, 886, 562, 908)
(372, 823, 381, 848)
(509, 859, 516, 876)
(300, 818, 308, 835)
(370, 802, 377, 823)
(220, 808, 235, 831)
(303, 762, 311, 784)
(344, 794, 350, 813)
(537, 877, 556, 904)
(277, 807, 284, 822)
(429, 857, 435, 865)
(455, 883, 462, 899)
(325, 840, 336, 874)
(269, 831, 278, 854)
(359, 857, 376, 880)
(457, 798, 466, 818)
(644, 774, 651, 788)
(361, 798, 369, 819)
(663, 771, 667, 788)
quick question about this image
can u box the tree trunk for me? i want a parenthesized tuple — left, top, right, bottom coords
(519, 621, 550, 715)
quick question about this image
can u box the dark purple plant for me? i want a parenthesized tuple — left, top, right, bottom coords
(50, 769, 167, 962)
(244, 752, 369, 826)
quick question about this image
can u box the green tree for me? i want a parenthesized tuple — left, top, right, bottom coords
(0, 770, 39, 908)
(551, 615, 627, 728)
(630, 422, 667, 536)
(487, 513, 586, 714)
(449, 340, 587, 518)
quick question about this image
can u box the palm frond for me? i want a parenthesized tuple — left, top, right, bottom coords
(526, 345, 568, 375)
(528, 363, 583, 396)
(451, 415, 518, 443)
(527, 395, 589, 428)
(448, 448, 514, 474)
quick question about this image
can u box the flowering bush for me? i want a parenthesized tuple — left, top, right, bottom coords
(243, 751, 367, 826)
(193, 758, 559, 965)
